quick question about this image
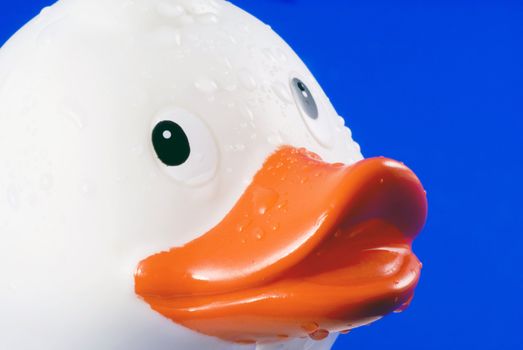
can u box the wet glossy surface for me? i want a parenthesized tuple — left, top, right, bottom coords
(135, 146, 427, 343)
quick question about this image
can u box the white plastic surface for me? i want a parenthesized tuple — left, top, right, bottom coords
(0, 0, 363, 349)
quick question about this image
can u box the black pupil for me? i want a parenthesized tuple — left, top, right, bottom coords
(298, 82, 306, 92)
(152, 120, 191, 166)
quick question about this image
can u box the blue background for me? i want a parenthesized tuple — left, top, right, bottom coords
(1, 0, 522, 349)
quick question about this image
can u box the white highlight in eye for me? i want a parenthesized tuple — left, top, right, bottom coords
(162, 130, 172, 139)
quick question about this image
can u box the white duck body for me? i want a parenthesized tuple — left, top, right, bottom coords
(0, 0, 362, 349)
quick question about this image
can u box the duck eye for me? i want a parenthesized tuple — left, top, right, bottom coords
(151, 108, 218, 186)
(290, 76, 333, 148)
(152, 120, 191, 166)
(291, 77, 318, 120)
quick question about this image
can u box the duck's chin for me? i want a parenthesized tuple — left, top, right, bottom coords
(135, 146, 427, 344)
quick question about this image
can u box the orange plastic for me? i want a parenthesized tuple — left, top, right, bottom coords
(135, 146, 427, 343)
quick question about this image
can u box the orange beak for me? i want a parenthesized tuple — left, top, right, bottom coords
(135, 146, 427, 343)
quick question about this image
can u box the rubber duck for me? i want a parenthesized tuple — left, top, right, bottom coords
(0, 1, 427, 349)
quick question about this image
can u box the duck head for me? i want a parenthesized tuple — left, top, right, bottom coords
(0, 0, 426, 349)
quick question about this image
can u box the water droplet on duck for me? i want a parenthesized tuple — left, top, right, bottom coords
(309, 329, 330, 341)
(6, 185, 20, 210)
(156, 2, 185, 17)
(267, 134, 282, 145)
(217, 71, 237, 91)
(184, 0, 219, 15)
(40, 6, 50, 15)
(252, 227, 264, 240)
(225, 144, 246, 152)
(251, 187, 279, 216)
(272, 82, 293, 104)
(301, 322, 319, 333)
(36, 14, 65, 47)
(152, 26, 182, 47)
(276, 200, 288, 210)
(193, 152, 205, 162)
(64, 107, 85, 130)
(227, 34, 238, 45)
(394, 295, 414, 313)
(236, 217, 252, 233)
(344, 127, 353, 139)
(180, 15, 195, 25)
(209, 0, 222, 7)
(40, 174, 54, 191)
(262, 48, 278, 64)
(195, 78, 218, 94)
(274, 48, 288, 63)
(239, 104, 255, 122)
(80, 182, 95, 195)
(131, 144, 145, 157)
(197, 13, 219, 24)
(238, 69, 258, 91)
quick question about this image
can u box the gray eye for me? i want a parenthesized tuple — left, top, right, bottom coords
(291, 77, 318, 120)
